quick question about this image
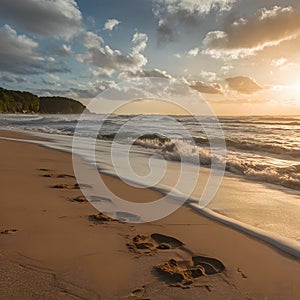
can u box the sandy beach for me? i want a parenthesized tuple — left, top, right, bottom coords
(1, 130, 300, 299)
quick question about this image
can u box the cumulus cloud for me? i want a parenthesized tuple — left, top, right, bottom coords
(0, 0, 83, 40)
(226, 76, 263, 94)
(0, 25, 70, 74)
(77, 46, 147, 73)
(199, 70, 217, 82)
(189, 81, 223, 94)
(70, 80, 117, 99)
(132, 33, 148, 54)
(154, 0, 237, 45)
(187, 47, 199, 56)
(203, 5, 300, 58)
(90, 67, 114, 79)
(77, 32, 148, 73)
(83, 31, 104, 49)
(0, 25, 39, 58)
(103, 19, 120, 31)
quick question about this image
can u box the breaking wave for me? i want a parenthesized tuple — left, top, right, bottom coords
(133, 134, 300, 191)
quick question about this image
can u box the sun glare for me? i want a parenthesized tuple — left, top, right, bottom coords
(286, 82, 300, 101)
(289, 82, 300, 92)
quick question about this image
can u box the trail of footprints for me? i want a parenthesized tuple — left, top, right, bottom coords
(39, 168, 227, 290)
(38, 169, 92, 201)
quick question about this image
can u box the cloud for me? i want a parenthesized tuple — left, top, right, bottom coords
(0, 24, 41, 73)
(40, 77, 61, 87)
(0, 0, 83, 40)
(0, 73, 27, 84)
(271, 57, 297, 70)
(48, 73, 60, 81)
(189, 81, 223, 94)
(0, 24, 39, 58)
(77, 32, 148, 73)
(271, 57, 287, 67)
(118, 68, 172, 80)
(203, 5, 300, 59)
(43, 44, 73, 57)
(154, 0, 237, 45)
(132, 33, 148, 54)
(32, 80, 117, 99)
(0, 25, 70, 74)
(226, 76, 263, 94)
(32, 88, 70, 97)
(103, 19, 120, 31)
(89, 67, 114, 79)
(83, 32, 104, 49)
(187, 47, 199, 56)
(70, 80, 117, 99)
(48, 44, 73, 57)
(199, 70, 217, 82)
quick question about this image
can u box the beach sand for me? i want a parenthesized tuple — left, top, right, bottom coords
(1, 130, 300, 299)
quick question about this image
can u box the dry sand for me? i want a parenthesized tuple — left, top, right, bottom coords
(1, 130, 300, 299)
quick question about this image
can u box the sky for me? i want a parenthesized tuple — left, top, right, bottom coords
(0, 0, 300, 115)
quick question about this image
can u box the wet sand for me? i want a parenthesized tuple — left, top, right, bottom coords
(1, 131, 300, 299)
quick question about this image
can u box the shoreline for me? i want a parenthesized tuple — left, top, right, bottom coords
(2, 128, 300, 259)
(1, 130, 300, 298)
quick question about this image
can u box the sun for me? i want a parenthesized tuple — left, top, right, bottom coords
(289, 82, 300, 92)
(286, 82, 300, 101)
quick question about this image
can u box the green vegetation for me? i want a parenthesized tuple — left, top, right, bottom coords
(0, 87, 87, 114)
(0, 87, 39, 113)
(39, 97, 86, 114)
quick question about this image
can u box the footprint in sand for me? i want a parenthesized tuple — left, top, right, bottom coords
(51, 183, 92, 189)
(41, 173, 75, 179)
(89, 210, 140, 223)
(71, 196, 88, 203)
(56, 174, 76, 178)
(116, 211, 141, 222)
(51, 183, 79, 189)
(130, 286, 146, 298)
(127, 232, 226, 288)
(89, 212, 120, 224)
(71, 195, 114, 204)
(1, 229, 18, 234)
(90, 195, 112, 203)
(155, 255, 225, 288)
(38, 168, 75, 179)
(127, 233, 184, 254)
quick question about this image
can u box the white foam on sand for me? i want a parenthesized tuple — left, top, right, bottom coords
(190, 203, 300, 258)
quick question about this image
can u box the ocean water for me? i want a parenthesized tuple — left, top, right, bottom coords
(1, 114, 299, 191)
(1, 114, 300, 255)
